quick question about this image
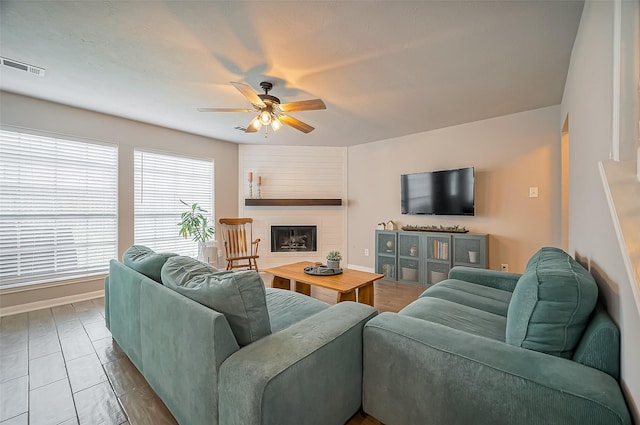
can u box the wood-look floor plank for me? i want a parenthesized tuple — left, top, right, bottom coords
(28, 308, 54, 326)
(73, 381, 127, 425)
(29, 378, 76, 425)
(0, 331, 27, 356)
(118, 387, 178, 425)
(0, 412, 28, 425)
(83, 321, 111, 341)
(0, 376, 28, 422)
(92, 336, 126, 365)
(28, 331, 61, 359)
(29, 351, 67, 390)
(0, 313, 28, 333)
(52, 304, 79, 323)
(59, 330, 95, 361)
(0, 349, 27, 383)
(104, 355, 150, 397)
(66, 352, 108, 393)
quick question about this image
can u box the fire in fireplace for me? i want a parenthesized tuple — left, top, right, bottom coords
(271, 225, 317, 252)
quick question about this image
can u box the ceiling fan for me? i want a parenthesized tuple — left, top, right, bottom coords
(198, 81, 326, 134)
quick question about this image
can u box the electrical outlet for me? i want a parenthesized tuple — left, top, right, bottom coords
(528, 187, 539, 198)
(364, 248, 370, 257)
(501, 264, 509, 272)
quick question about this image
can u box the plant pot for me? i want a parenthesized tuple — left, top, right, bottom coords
(327, 260, 341, 269)
(198, 242, 219, 266)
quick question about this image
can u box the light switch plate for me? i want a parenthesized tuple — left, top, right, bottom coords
(529, 187, 539, 198)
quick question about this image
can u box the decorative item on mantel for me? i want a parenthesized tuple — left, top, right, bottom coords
(248, 172, 253, 199)
(257, 175, 262, 199)
(401, 224, 469, 233)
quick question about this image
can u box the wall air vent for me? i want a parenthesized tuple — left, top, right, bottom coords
(1, 57, 46, 77)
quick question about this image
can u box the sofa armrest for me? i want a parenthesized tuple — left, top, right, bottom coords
(219, 302, 378, 425)
(448, 266, 521, 292)
(363, 313, 631, 425)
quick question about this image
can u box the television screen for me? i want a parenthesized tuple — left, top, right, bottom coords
(401, 167, 474, 215)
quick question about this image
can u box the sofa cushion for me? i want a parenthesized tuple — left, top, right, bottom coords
(506, 247, 598, 358)
(421, 279, 513, 317)
(400, 297, 507, 342)
(265, 288, 329, 333)
(572, 303, 620, 380)
(122, 245, 177, 283)
(162, 256, 271, 346)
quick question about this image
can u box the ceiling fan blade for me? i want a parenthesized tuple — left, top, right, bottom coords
(197, 107, 254, 112)
(230, 82, 266, 108)
(278, 99, 326, 113)
(279, 114, 315, 133)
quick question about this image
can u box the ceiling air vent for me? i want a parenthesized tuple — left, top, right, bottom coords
(1, 57, 46, 77)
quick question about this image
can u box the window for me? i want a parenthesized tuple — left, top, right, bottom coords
(0, 128, 118, 287)
(134, 150, 214, 257)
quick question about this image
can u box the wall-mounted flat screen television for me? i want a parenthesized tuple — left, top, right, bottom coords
(401, 167, 475, 216)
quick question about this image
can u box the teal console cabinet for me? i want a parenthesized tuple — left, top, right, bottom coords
(375, 230, 488, 287)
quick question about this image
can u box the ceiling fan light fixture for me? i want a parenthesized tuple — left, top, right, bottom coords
(250, 117, 262, 130)
(259, 110, 272, 125)
(271, 117, 282, 132)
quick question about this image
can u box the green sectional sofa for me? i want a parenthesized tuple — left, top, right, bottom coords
(105, 246, 377, 425)
(363, 247, 631, 425)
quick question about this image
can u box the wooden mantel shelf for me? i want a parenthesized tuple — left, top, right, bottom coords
(245, 198, 342, 207)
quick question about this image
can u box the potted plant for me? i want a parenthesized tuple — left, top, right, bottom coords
(326, 251, 342, 269)
(178, 200, 215, 262)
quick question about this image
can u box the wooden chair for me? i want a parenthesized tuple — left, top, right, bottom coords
(218, 218, 260, 271)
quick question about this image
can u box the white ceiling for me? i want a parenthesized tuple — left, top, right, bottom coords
(0, 1, 583, 147)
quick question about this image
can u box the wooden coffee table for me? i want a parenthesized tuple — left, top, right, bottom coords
(265, 261, 384, 306)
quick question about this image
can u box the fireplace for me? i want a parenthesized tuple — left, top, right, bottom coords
(271, 225, 317, 252)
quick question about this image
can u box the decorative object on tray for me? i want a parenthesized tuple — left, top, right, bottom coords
(326, 250, 342, 269)
(304, 265, 343, 276)
(401, 224, 469, 233)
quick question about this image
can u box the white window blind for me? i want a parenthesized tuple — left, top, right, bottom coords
(0, 129, 118, 287)
(134, 150, 214, 257)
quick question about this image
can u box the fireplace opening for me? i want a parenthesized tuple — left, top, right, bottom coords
(271, 225, 317, 252)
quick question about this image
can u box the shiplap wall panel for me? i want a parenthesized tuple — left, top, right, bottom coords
(238, 145, 347, 269)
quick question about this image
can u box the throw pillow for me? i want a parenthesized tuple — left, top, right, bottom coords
(161, 256, 271, 346)
(506, 247, 598, 358)
(158, 254, 220, 286)
(122, 245, 177, 283)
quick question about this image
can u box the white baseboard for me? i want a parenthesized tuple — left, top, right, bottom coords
(346, 263, 375, 273)
(0, 290, 105, 317)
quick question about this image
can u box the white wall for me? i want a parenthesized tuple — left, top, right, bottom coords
(560, 0, 640, 419)
(238, 145, 347, 269)
(347, 105, 561, 273)
(0, 91, 238, 313)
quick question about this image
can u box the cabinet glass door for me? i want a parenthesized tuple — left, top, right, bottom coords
(376, 231, 397, 279)
(453, 235, 487, 268)
(398, 233, 420, 284)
